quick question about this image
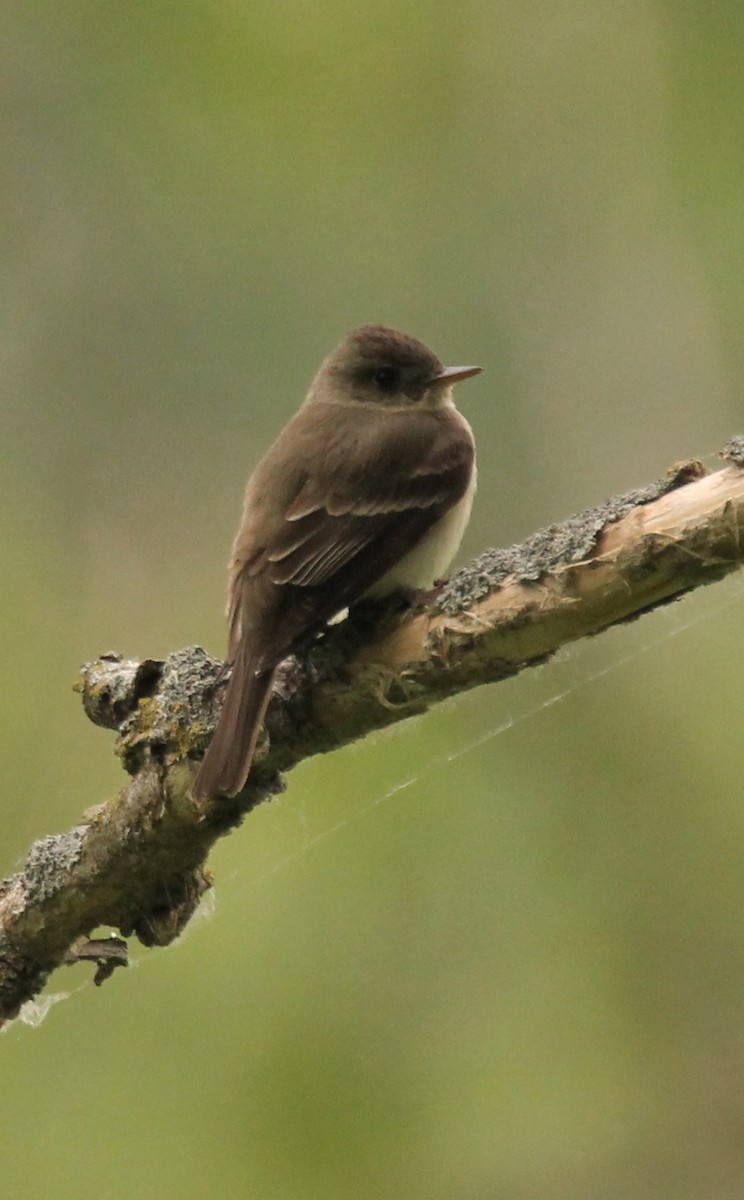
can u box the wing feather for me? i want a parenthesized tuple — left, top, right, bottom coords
(229, 401, 474, 632)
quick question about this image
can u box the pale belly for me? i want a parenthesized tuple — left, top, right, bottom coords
(364, 466, 477, 597)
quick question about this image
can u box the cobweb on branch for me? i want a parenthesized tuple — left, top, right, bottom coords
(9, 444, 742, 1027)
(243, 568, 744, 893)
(94, 567, 742, 1022)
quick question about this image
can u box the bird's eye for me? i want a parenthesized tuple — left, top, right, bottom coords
(373, 366, 399, 393)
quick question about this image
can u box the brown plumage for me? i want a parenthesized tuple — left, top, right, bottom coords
(192, 325, 480, 802)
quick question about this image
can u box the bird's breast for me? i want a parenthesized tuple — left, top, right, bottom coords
(364, 463, 477, 597)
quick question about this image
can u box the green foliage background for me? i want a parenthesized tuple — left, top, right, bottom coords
(3, 3, 744, 1197)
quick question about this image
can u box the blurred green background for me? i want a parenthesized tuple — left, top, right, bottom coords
(3, 2, 744, 1197)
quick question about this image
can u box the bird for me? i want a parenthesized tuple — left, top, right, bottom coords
(191, 324, 481, 802)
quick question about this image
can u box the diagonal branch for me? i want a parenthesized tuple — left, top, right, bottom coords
(2, 439, 744, 1023)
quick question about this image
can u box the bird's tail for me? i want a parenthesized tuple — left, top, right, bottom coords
(191, 648, 276, 802)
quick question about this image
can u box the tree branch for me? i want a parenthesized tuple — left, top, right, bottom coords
(2, 439, 744, 1023)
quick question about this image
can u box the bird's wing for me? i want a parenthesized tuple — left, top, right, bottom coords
(227, 404, 474, 665)
(252, 410, 473, 589)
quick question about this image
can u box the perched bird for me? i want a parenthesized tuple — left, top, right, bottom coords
(192, 324, 481, 801)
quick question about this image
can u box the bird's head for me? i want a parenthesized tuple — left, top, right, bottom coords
(308, 324, 481, 410)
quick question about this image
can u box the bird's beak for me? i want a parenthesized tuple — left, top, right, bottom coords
(428, 364, 482, 385)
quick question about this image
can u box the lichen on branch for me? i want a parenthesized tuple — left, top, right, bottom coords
(2, 441, 744, 1024)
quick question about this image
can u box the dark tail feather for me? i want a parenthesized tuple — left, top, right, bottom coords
(192, 653, 276, 802)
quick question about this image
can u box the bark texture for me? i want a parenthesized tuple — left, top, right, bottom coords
(2, 440, 743, 1023)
